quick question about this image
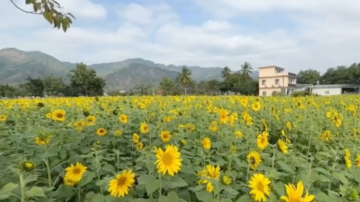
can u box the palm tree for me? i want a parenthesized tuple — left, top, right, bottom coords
(222, 66, 231, 79)
(177, 66, 192, 95)
(221, 66, 232, 95)
(240, 62, 253, 83)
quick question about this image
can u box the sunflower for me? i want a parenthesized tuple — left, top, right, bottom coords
(235, 130, 243, 138)
(222, 175, 232, 185)
(320, 130, 331, 141)
(251, 101, 261, 111)
(356, 154, 360, 167)
(108, 169, 136, 197)
(218, 109, 229, 124)
(140, 122, 149, 134)
(197, 165, 221, 193)
(119, 114, 128, 124)
(344, 157, 352, 168)
(51, 109, 66, 122)
(86, 115, 96, 126)
(96, 128, 107, 136)
(132, 133, 140, 143)
(277, 139, 288, 154)
(64, 162, 87, 183)
(285, 121, 292, 130)
(230, 145, 237, 153)
(160, 130, 171, 142)
(34, 135, 51, 146)
(136, 142, 144, 150)
(247, 151, 261, 170)
(45, 113, 51, 119)
(114, 129, 122, 137)
(257, 132, 269, 150)
(249, 173, 271, 202)
(64, 176, 76, 186)
(202, 137, 211, 150)
(163, 116, 171, 122)
(280, 181, 315, 202)
(155, 145, 182, 176)
(0, 115, 6, 122)
(22, 161, 35, 171)
(74, 120, 86, 130)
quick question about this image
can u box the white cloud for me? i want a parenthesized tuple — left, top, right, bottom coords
(195, 0, 360, 18)
(120, 3, 153, 25)
(1, 1, 360, 74)
(202, 20, 233, 32)
(56, 0, 107, 19)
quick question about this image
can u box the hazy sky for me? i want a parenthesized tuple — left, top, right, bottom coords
(1, 0, 360, 73)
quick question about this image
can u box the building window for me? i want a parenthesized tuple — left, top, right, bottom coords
(262, 91, 266, 96)
(275, 79, 279, 85)
(325, 91, 329, 95)
(261, 80, 266, 86)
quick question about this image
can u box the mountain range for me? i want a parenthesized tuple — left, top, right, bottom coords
(0, 48, 259, 90)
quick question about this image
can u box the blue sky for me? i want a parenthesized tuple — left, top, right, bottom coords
(1, 0, 360, 73)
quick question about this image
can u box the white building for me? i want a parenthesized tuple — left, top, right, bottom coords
(294, 84, 360, 96)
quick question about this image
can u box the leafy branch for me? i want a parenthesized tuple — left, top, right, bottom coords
(10, 0, 75, 32)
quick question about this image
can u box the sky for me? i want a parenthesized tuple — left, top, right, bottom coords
(1, 0, 360, 73)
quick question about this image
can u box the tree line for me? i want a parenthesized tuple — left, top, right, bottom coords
(0, 62, 260, 97)
(0, 63, 105, 97)
(297, 63, 360, 84)
(113, 62, 258, 96)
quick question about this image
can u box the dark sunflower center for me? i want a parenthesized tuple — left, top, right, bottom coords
(257, 182, 264, 192)
(260, 137, 266, 144)
(117, 176, 127, 186)
(73, 168, 81, 175)
(56, 113, 63, 118)
(162, 153, 173, 165)
(250, 157, 255, 165)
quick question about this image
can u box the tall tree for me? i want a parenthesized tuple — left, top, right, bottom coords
(240, 62, 253, 82)
(67, 63, 105, 96)
(176, 66, 192, 95)
(297, 69, 321, 84)
(222, 66, 231, 79)
(207, 79, 220, 95)
(43, 74, 66, 96)
(221, 66, 232, 95)
(10, 0, 74, 32)
(159, 77, 175, 95)
(25, 76, 45, 97)
(0, 84, 17, 97)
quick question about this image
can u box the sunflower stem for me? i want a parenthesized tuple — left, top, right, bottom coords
(158, 173, 162, 197)
(44, 158, 52, 188)
(77, 186, 81, 202)
(271, 147, 276, 169)
(19, 172, 26, 202)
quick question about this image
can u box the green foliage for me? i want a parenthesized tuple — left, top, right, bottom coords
(0, 85, 17, 97)
(297, 69, 321, 84)
(26, 76, 45, 97)
(67, 63, 105, 96)
(11, 0, 75, 32)
(1, 95, 360, 201)
(176, 67, 193, 95)
(43, 74, 66, 96)
(291, 91, 313, 97)
(159, 77, 176, 95)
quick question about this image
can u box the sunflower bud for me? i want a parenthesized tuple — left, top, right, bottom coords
(23, 161, 35, 172)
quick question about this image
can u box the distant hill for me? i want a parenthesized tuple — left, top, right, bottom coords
(105, 63, 178, 90)
(0, 48, 259, 90)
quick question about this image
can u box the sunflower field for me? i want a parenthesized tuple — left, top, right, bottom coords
(0, 95, 359, 202)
